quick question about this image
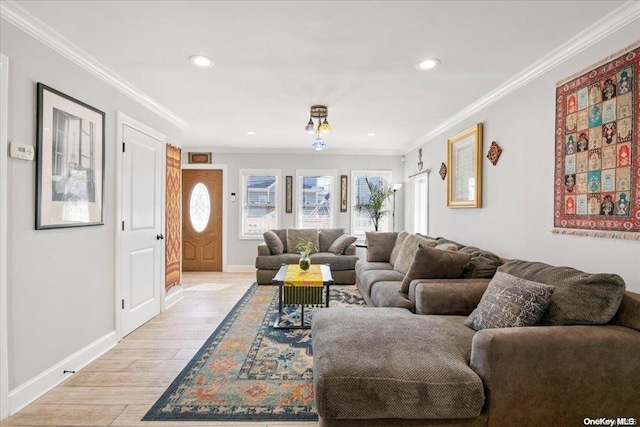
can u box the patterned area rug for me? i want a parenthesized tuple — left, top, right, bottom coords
(143, 283, 365, 421)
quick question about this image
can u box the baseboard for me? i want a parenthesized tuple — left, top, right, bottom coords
(8, 331, 117, 416)
(224, 265, 255, 273)
(164, 287, 184, 310)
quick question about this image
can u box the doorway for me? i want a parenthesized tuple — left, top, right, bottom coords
(182, 169, 222, 271)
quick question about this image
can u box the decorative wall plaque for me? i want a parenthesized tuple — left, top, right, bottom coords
(188, 152, 212, 164)
(487, 141, 503, 165)
(439, 162, 447, 180)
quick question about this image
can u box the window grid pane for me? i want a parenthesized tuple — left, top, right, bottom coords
(351, 172, 392, 237)
(298, 175, 333, 228)
(242, 173, 278, 237)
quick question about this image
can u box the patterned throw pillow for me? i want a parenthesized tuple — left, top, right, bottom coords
(263, 230, 284, 255)
(465, 272, 555, 331)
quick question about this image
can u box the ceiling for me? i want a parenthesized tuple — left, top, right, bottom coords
(7, 0, 629, 154)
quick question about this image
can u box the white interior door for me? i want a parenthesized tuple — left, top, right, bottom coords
(120, 124, 163, 336)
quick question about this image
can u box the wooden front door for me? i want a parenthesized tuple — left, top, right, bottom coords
(182, 169, 222, 271)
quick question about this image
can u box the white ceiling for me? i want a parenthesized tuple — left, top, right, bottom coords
(7, 0, 629, 154)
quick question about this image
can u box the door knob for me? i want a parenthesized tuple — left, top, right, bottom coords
(156, 234, 164, 240)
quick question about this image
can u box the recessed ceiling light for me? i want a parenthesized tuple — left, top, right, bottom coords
(367, 133, 376, 137)
(415, 58, 440, 71)
(246, 131, 256, 135)
(189, 55, 214, 68)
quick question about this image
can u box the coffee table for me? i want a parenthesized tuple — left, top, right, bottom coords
(272, 264, 333, 329)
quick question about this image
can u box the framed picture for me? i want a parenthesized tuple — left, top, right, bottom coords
(285, 175, 293, 213)
(188, 152, 212, 164)
(340, 175, 348, 212)
(447, 123, 483, 208)
(36, 83, 105, 229)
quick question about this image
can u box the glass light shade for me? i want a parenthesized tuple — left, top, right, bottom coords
(311, 137, 326, 151)
(319, 119, 331, 134)
(305, 119, 315, 133)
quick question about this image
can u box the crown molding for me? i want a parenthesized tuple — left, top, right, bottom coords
(0, 0, 188, 129)
(407, 0, 640, 154)
(184, 145, 404, 156)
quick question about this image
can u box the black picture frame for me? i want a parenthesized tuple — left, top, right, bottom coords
(285, 175, 293, 213)
(36, 83, 105, 229)
(340, 175, 348, 212)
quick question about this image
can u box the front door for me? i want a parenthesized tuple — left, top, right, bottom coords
(182, 169, 222, 271)
(120, 124, 163, 336)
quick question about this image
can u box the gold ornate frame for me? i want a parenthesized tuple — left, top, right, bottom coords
(447, 123, 483, 208)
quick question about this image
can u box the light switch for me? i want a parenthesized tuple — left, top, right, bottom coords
(231, 193, 236, 202)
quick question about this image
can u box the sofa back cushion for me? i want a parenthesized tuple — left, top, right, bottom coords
(269, 229, 288, 253)
(399, 244, 472, 293)
(365, 232, 398, 262)
(389, 231, 409, 266)
(498, 259, 625, 325)
(263, 230, 284, 255)
(394, 234, 438, 275)
(459, 246, 502, 278)
(286, 229, 320, 254)
(319, 228, 345, 252)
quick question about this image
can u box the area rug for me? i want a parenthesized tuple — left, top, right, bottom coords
(143, 283, 365, 421)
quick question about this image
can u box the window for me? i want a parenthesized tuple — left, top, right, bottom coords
(240, 169, 280, 238)
(296, 170, 336, 228)
(414, 175, 429, 235)
(351, 170, 393, 239)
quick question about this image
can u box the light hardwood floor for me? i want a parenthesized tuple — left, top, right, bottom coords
(1, 272, 318, 427)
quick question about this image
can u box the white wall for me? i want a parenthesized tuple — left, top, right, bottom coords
(404, 24, 640, 292)
(1, 23, 181, 390)
(181, 152, 405, 267)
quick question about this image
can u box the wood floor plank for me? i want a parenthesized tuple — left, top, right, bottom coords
(126, 329, 213, 340)
(114, 339, 205, 350)
(173, 348, 199, 360)
(0, 404, 126, 425)
(124, 359, 187, 373)
(79, 358, 135, 372)
(62, 371, 179, 388)
(99, 349, 180, 359)
(35, 387, 165, 405)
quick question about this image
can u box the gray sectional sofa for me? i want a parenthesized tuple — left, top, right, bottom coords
(312, 232, 640, 426)
(255, 228, 358, 285)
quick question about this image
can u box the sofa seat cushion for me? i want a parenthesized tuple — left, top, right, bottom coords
(309, 253, 358, 271)
(255, 254, 300, 270)
(312, 308, 485, 420)
(355, 260, 393, 277)
(360, 269, 405, 297)
(498, 260, 626, 325)
(370, 281, 414, 310)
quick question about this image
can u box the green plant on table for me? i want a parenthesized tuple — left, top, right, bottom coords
(294, 241, 318, 256)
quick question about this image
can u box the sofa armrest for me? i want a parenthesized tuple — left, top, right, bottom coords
(343, 245, 356, 256)
(409, 279, 489, 315)
(257, 242, 271, 256)
(470, 325, 640, 425)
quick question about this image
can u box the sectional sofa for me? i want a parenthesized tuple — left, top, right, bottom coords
(312, 232, 640, 426)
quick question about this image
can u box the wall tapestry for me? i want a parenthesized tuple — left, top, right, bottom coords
(166, 144, 182, 290)
(553, 41, 639, 240)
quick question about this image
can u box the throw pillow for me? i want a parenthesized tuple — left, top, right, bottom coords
(399, 244, 472, 293)
(394, 234, 438, 275)
(497, 259, 626, 325)
(365, 232, 398, 262)
(319, 228, 345, 252)
(389, 231, 409, 266)
(328, 234, 357, 255)
(286, 229, 319, 254)
(263, 230, 284, 255)
(459, 246, 502, 278)
(465, 271, 555, 331)
(435, 242, 459, 251)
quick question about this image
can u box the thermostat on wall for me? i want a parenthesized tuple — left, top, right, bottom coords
(9, 141, 35, 161)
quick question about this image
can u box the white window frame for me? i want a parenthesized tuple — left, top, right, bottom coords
(350, 169, 393, 240)
(239, 168, 281, 239)
(295, 169, 337, 229)
(414, 174, 429, 235)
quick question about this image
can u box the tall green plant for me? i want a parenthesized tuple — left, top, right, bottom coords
(353, 177, 395, 231)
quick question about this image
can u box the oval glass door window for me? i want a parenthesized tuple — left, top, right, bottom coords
(190, 183, 210, 232)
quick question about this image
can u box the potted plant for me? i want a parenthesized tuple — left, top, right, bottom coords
(353, 177, 395, 231)
(294, 241, 318, 271)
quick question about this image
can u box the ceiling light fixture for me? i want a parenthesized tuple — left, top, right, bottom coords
(367, 133, 376, 137)
(415, 58, 440, 71)
(304, 105, 332, 150)
(246, 131, 256, 135)
(189, 55, 214, 68)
